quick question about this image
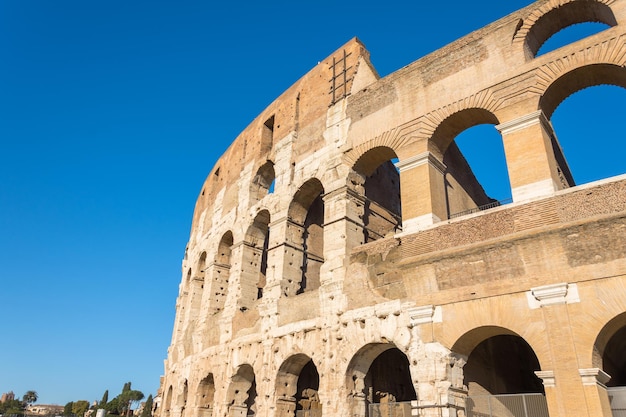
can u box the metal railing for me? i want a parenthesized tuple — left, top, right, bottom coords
(608, 386, 626, 417)
(465, 393, 548, 417)
(450, 198, 513, 219)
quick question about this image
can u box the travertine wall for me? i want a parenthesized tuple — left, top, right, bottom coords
(158, 1, 626, 416)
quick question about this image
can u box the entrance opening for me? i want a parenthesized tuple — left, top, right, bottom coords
(346, 344, 416, 417)
(432, 108, 507, 218)
(537, 21, 611, 56)
(550, 85, 626, 186)
(276, 355, 321, 417)
(353, 146, 402, 243)
(454, 124, 512, 204)
(197, 374, 215, 417)
(228, 364, 257, 416)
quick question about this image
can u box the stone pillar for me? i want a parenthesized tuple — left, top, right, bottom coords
(396, 152, 447, 234)
(579, 368, 613, 417)
(535, 371, 558, 417)
(266, 216, 306, 297)
(412, 344, 467, 417)
(536, 303, 590, 416)
(496, 111, 573, 203)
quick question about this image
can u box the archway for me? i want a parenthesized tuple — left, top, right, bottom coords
(227, 364, 257, 417)
(537, 21, 611, 56)
(346, 343, 416, 417)
(430, 108, 507, 218)
(539, 64, 626, 191)
(353, 146, 402, 243)
(275, 354, 321, 417)
(453, 327, 546, 417)
(241, 210, 270, 308)
(196, 373, 215, 417)
(594, 312, 626, 387)
(164, 385, 173, 417)
(209, 231, 233, 314)
(550, 84, 626, 186)
(284, 179, 324, 296)
(523, 0, 617, 58)
(251, 161, 276, 202)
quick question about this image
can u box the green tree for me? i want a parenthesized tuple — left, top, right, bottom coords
(72, 401, 90, 417)
(118, 391, 144, 417)
(22, 391, 38, 406)
(1, 398, 25, 416)
(121, 383, 131, 394)
(64, 402, 74, 416)
(139, 395, 152, 417)
(103, 397, 119, 415)
(99, 390, 109, 408)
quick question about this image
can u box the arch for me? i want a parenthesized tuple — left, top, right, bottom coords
(346, 343, 416, 417)
(227, 364, 257, 416)
(241, 210, 271, 306)
(453, 327, 544, 397)
(428, 108, 506, 218)
(196, 373, 215, 417)
(164, 385, 173, 417)
(250, 160, 276, 202)
(540, 63, 626, 120)
(594, 312, 626, 386)
(209, 231, 233, 314)
(352, 147, 402, 242)
(275, 354, 321, 417)
(283, 179, 325, 296)
(537, 21, 612, 56)
(430, 108, 500, 157)
(520, 0, 617, 58)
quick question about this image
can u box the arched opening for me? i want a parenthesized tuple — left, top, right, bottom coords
(346, 344, 416, 417)
(594, 312, 626, 387)
(227, 364, 257, 417)
(353, 146, 402, 243)
(524, 1, 617, 58)
(454, 124, 512, 204)
(196, 373, 215, 417)
(164, 385, 173, 417)
(550, 85, 626, 186)
(593, 312, 626, 414)
(188, 253, 206, 320)
(275, 354, 321, 417)
(453, 327, 547, 417)
(537, 21, 611, 56)
(541, 65, 626, 187)
(430, 108, 507, 218)
(242, 210, 270, 308)
(251, 161, 276, 202)
(210, 231, 233, 314)
(284, 179, 324, 297)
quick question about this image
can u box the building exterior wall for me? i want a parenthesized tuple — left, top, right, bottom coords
(158, 1, 626, 416)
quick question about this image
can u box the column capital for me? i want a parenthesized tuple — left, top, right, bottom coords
(395, 151, 446, 174)
(579, 368, 611, 386)
(535, 370, 556, 387)
(496, 110, 549, 135)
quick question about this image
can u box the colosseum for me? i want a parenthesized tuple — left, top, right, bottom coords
(157, 1, 626, 416)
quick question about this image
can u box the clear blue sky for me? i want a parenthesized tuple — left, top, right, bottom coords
(1, 0, 624, 406)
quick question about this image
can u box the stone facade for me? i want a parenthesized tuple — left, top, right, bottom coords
(157, 1, 626, 416)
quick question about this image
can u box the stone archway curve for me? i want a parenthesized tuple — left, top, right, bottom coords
(539, 63, 626, 119)
(514, 0, 618, 58)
